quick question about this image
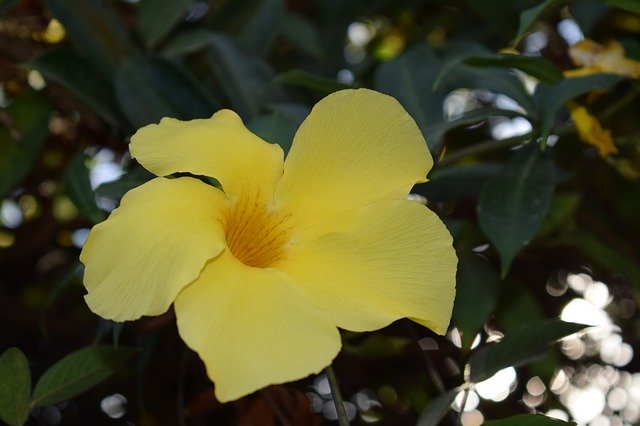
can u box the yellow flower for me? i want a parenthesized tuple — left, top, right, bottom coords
(568, 103, 618, 157)
(565, 39, 640, 78)
(79, 89, 457, 402)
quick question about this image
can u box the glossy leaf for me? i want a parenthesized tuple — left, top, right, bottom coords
(31, 345, 136, 407)
(416, 389, 457, 426)
(27, 47, 123, 127)
(63, 153, 104, 225)
(114, 56, 218, 128)
(464, 54, 563, 84)
(161, 28, 217, 58)
(138, 0, 189, 49)
(484, 414, 574, 425)
(534, 74, 621, 140)
(606, 0, 640, 15)
(514, 0, 569, 46)
(206, 33, 277, 119)
(42, 0, 134, 73)
(374, 45, 448, 152)
(0, 91, 51, 198)
(477, 142, 556, 276)
(468, 319, 587, 382)
(274, 69, 350, 94)
(0, 348, 31, 426)
(452, 254, 501, 348)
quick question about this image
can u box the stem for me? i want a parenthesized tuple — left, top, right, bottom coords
(601, 82, 640, 120)
(457, 387, 470, 425)
(325, 365, 350, 426)
(404, 320, 446, 394)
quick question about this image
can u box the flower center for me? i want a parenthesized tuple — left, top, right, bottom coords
(225, 196, 292, 268)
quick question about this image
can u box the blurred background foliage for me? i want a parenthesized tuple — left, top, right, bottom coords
(1, 0, 640, 424)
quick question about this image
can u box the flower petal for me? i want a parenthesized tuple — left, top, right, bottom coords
(130, 110, 284, 201)
(80, 177, 229, 321)
(277, 199, 456, 334)
(275, 89, 432, 222)
(174, 250, 341, 402)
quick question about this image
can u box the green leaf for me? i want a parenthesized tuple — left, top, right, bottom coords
(114, 56, 218, 128)
(468, 319, 587, 383)
(342, 334, 411, 358)
(0, 91, 51, 198)
(428, 107, 525, 151)
(484, 414, 575, 425)
(425, 163, 502, 201)
(437, 42, 535, 113)
(477, 142, 556, 277)
(534, 73, 621, 140)
(138, 0, 189, 49)
(464, 54, 563, 84)
(514, 0, 569, 46)
(416, 389, 457, 426)
(606, 0, 640, 15)
(0, 0, 19, 16)
(31, 345, 136, 407)
(161, 28, 217, 58)
(238, 0, 285, 55)
(248, 112, 298, 153)
(94, 166, 154, 202)
(0, 348, 31, 426)
(278, 12, 323, 59)
(42, 0, 134, 73)
(206, 33, 277, 119)
(63, 153, 105, 225)
(274, 69, 350, 94)
(27, 47, 123, 127)
(452, 254, 501, 348)
(374, 45, 448, 152)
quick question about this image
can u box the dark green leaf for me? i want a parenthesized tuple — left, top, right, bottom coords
(0, 0, 18, 16)
(63, 153, 104, 225)
(425, 163, 502, 201)
(27, 48, 123, 127)
(161, 28, 217, 58)
(31, 345, 136, 407)
(477, 142, 556, 276)
(138, 0, 189, 49)
(468, 319, 587, 382)
(452, 254, 501, 348)
(416, 389, 457, 426)
(464, 54, 563, 84)
(437, 42, 535, 113)
(206, 33, 277, 119)
(239, 0, 285, 55)
(39, 261, 82, 339)
(42, 0, 134, 73)
(0, 348, 31, 426)
(374, 45, 448, 152)
(248, 112, 298, 153)
(606, 0, 640, 15)
(278, 12, 323, 59)
(343, 334, 411, 358)
(94, 166, 154, 202)
(534, 73, 621, 140)
(514, 0, 569, 46)
(0, 91, 51, 198)
(484, 414, 575, 425)
(114, 56, 218, 128)
(428, 107, 525, 151)
(274, 69, 350, 94)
